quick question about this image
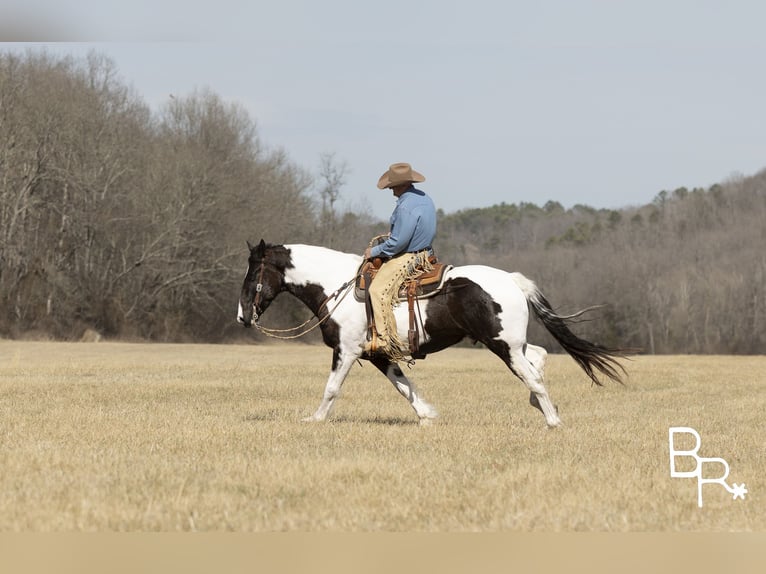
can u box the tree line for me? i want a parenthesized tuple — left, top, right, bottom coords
(0, 50, 377, 342)
(1, 49, 763, 353)
(436, 174, 766, 354)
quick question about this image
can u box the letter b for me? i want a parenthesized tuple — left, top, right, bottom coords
(669, 427, 701, 478)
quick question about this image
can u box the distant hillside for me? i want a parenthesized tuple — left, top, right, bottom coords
(435, 169, 766, 354)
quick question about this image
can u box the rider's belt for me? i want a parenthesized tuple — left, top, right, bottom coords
(373, 247, 431, 264)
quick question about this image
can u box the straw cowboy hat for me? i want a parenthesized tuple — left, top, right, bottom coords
(377, 162, 426, 190)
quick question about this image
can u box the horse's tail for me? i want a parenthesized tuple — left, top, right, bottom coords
(510, 272, 630, 386)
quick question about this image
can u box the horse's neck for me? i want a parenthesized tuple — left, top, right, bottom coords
(283, 244, 361, 310)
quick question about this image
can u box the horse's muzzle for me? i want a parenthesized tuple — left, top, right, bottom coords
(237, 301, 254, 328)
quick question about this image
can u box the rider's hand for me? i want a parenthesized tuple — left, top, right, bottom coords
(363, 247, 372, 260)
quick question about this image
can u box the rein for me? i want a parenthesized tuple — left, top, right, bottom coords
(253, 273, 358, 340)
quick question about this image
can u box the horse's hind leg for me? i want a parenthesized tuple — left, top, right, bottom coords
(486, 339, 560, 428)
(523, 344, 558, 418)
(512, 345, 560, 427)
(371, 357, 438, 426)
(525, 343, 547, 380)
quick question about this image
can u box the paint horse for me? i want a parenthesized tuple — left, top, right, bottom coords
(237, 240, 629, 427)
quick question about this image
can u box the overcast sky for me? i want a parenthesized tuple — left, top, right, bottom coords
(3, 1, 765, 220)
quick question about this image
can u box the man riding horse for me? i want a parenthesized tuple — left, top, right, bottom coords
(363, 162, 437, 358)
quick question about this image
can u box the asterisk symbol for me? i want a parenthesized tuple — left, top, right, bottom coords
(731, 483, 748, 501)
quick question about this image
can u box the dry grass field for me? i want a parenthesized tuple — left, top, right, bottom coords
(0, 340, 764, 532)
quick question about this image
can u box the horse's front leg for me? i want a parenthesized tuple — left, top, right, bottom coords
(302, 347, 358, 422)
(371, 357, 438, 426)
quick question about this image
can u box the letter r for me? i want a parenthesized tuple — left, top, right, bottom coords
(696, 457, 731, 508)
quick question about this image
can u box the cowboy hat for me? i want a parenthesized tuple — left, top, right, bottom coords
(376, 162, 426, 189)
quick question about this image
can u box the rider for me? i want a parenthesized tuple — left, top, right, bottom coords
(363, 162, 437, 358)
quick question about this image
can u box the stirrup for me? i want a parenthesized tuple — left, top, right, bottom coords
(364, 330, 388, 354)
(364, 328, 378, 353)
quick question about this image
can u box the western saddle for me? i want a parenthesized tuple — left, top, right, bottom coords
(355, 255, 452, 359)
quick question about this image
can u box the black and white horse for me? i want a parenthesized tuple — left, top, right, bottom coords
(237, 240, 629, 427)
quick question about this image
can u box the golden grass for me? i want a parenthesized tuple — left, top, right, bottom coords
(0, 340, 764, 531)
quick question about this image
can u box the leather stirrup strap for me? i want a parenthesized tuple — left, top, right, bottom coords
(407, 282, 419, 356)
(364, 270, 376, 344)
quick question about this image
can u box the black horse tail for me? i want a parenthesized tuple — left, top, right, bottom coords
(510, 272, 631, 386)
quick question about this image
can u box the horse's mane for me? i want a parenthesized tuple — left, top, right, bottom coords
(266, 244, 294, 269)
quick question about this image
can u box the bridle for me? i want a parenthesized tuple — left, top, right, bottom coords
(248, 257, 359, 339)
(251, 259, 268, 322)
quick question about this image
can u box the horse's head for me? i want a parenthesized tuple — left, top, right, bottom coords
(237, 239, 289, 328)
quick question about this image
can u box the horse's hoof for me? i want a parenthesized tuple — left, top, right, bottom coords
(301, 416, 318, 423)
(419, 417, 436, 427)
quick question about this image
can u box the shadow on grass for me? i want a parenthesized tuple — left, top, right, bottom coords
(243, 411, 418, 426)
(333, 414, 419, 426)
(243, 410, 282, 422)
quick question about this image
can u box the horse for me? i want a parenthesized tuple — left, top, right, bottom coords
(236, 239, 630, 428)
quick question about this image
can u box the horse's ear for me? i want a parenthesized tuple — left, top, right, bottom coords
(247, 239, 266, 255)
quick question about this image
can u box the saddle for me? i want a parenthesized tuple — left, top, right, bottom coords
(355, 255, 453, 359)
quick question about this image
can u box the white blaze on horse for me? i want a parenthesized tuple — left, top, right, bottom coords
(237, 240, 630, 428)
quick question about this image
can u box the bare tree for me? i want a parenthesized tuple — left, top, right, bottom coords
(316, 151, 349, 247)
(0, 50, 319, 341)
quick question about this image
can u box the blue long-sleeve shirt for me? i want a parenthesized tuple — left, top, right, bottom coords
(370, 186, 436, 258)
